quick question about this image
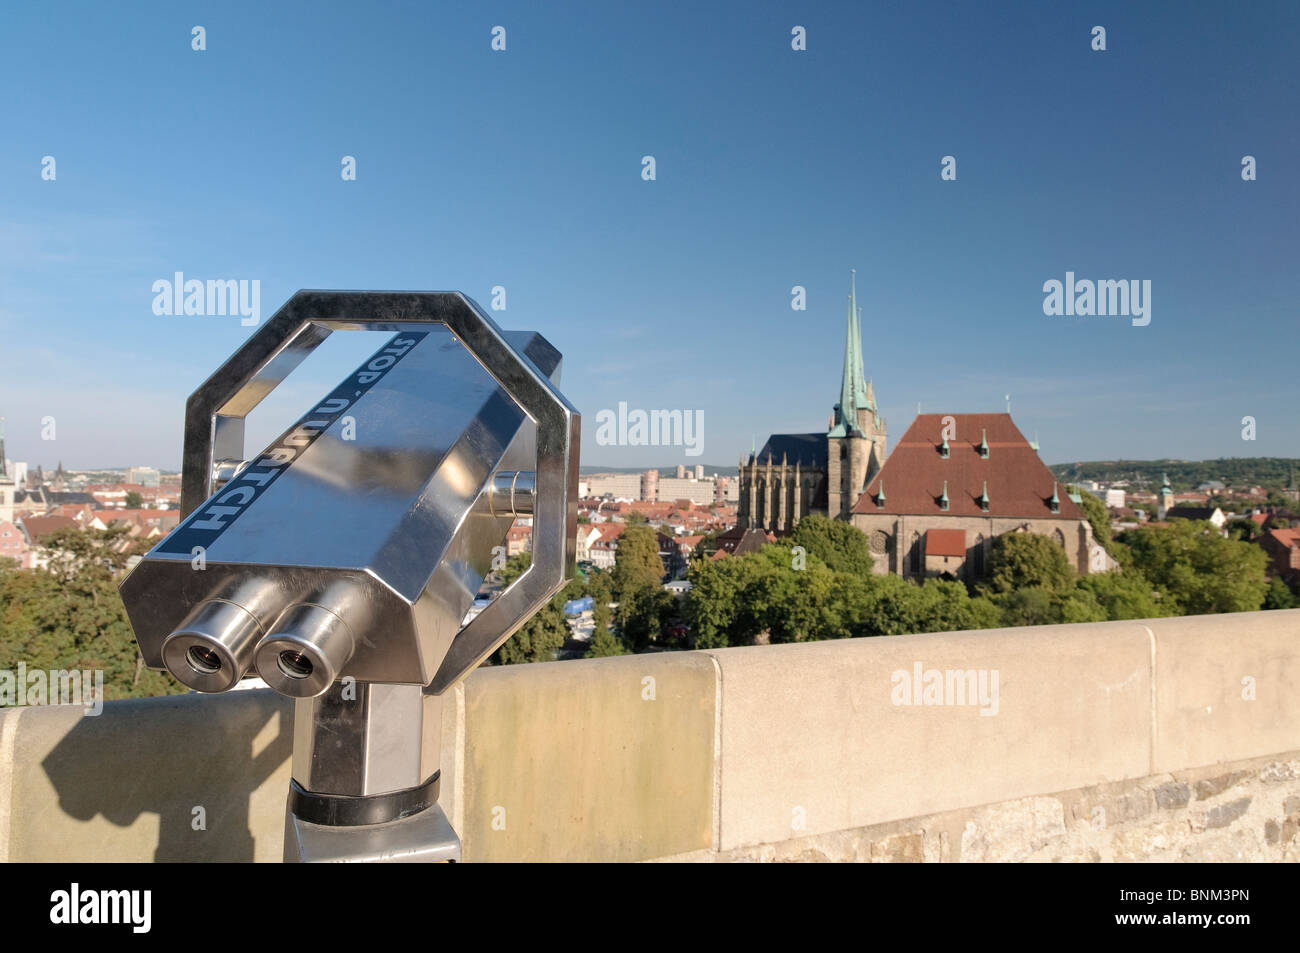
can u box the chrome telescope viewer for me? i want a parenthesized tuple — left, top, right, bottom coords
(118, 291, 580, 862)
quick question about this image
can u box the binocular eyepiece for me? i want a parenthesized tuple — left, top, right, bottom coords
(159, 581, 361, 697)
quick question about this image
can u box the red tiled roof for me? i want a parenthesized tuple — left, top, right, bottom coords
(1266, 528, 1300, 549)
(597, 524, 626, 542)
(925, 528, 967, 557)
(852, 414, 1083, 521)
(21, 515, 79, 541)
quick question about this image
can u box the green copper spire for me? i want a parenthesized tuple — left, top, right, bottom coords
(829, 270, 874, 437)
(1050, 481, 1060, 513)
(854, 305, 872, 414)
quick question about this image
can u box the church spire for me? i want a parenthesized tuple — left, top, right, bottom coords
(830, 270, 872, 437)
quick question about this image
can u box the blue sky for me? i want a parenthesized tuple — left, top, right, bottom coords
(1, 0, 1296, 471)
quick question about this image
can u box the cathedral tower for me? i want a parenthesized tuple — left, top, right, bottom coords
(826, 271, 886, 520)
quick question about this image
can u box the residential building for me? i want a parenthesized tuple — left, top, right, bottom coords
(505, 521, 532, 557)
(0, 519, 28, 566)
(1258, 528, 1300, 585)
(588, 524, 625, 570)
(1163, 505, 1227, 529)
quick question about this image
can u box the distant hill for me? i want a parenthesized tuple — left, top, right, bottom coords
(1048, 458, 1300, 492)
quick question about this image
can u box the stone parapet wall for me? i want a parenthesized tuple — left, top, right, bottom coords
(1, 609, 1297, 862)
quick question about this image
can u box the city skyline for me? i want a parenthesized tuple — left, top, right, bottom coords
(1, 1, 1296, 469)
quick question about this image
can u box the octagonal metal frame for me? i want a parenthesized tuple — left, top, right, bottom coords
(179, 290, 580, 695)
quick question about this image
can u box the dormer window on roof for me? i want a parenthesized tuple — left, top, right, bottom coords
(979, 481, 990, 513)
(939, 480, 949, 511)
(875, 482, 886, 506)
(978, 429, 989, 459)
(939, 436, 950, 458)
(1049, 482, 1060, 514)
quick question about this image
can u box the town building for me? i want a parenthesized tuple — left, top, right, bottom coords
(0, 519, 28, 566)
(1162, 505, 1227, 529)
(1258, 528, 1300, 586)
(588, 524, 625, 570)
(126, 466, 161, 487)
(582, 473, 642, 500)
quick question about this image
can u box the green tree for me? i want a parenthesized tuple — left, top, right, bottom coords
(683, 543, 1004, 648)
(490, 602, 568, 665)
(684, 550, 774, 648)
(623, 511, 649, 525)
(488, 552, 567, 665)
(124, 491, 144, 509)
(860, 574, 1003, 635)
(582, 570, 627, 655)
(1263, 577, 1295, 610)
(790, 514, 875, 575)
(1120, 520, 1268, 614)
(610, 525, 669, 650)
(587, 625, 629, 657)
(984, 532, 1076, 595)
(1071, 488, 1115, 554)
(1225, 519, 1257, 542)
(690, 529, 721, 562)
(611, 525, 665, 597)
(1079, 568, 1172, 620)
(0, 530, 184, 701)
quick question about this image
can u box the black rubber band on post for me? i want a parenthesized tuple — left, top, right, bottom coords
(288, 771, 441, 827)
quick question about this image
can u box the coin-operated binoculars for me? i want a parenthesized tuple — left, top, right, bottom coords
(119, 291, 579, 862)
